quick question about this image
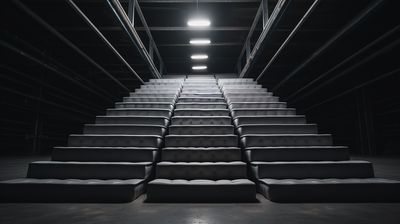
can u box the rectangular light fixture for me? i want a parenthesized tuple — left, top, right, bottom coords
(189, 39, 211, 45)
(192, 65, 207, 70)
(187, 19, 211, 27)
(191, 54, 208, 60)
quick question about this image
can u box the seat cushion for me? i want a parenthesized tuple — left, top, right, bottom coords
(0, 178, 145, 202)
(147, 179, 256, 202)
(259, 178, 400, 202)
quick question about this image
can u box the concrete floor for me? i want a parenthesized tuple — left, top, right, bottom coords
(0, 155, 400, 224)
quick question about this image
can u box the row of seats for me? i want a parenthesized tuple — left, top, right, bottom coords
(146, 76, 257, 202)
(219, 78, 400, 202)
(0, 79, 185, 202)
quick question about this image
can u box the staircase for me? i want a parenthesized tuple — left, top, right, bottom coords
(218, 78, 400, 202)
(1, 75, 399, 203)
(0, 78, 183, 202)
(146, 75, 256, 202)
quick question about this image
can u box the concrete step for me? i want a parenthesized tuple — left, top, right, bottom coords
(169, 125, 234, 135)
(223, 88, 268, 93)
(0, 178, 145, 202)
(229, 102, 286, 109)
(237, 124, 318, 135)
(240, 134, 332, 147)
(107, 108, 172, 117)
(233, 115, 306, 126)
(178, 97, 225, 103)
(224, 92, 273, 98)
(135, 89, 180, 94)
(231, 108, 296, 118)
(27, 161, 152, 179)
(155, 161, 247, 180)
(226, 96, 279, 103)
(146, 179, 256, 202)
(175, 103, 227, 109)
(129, 93, 178, 98)
(221, 84, 262, 90)
(251, 161, 374, 179)
(171, 116, 231, 125)
(96, 116, 169, 126)
(181, 89, 221, 94)
(161, 147, 241, 162)
(123, 97, 176, 103)
(165, 135, 238, 147)
(68, 134, 163, 147)
(115, 102, 173, 109)
(259, 178, 400, 202)
(83, 124, 166, 135)
(174, 109, 230, 116)
(180, 93, 223, 97)
(149, 79, 184, 83)
(245, 146, 349, 161)
(52, 147, 157, 162)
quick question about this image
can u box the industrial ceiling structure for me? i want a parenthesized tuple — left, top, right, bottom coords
(0, 0, 398, 155)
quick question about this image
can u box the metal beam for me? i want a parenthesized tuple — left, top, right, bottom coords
(138, 0, 261, 3)
(106, 0, 162, 78)
(68, 0, 145, 84)
(261, 0, 269, 28)
(12, 0, 131, 94)
(292, 38, 400, 105)
(287, 24, 399, 101)
(128, 0, 135, 24)
(0, 40, 114, 103)
(239, 0, 290, 78)
(271, 0, 384, 91)
(302, 68, 400, 113)
(60, 26, 252, 31)
(255, 0, 320, 82)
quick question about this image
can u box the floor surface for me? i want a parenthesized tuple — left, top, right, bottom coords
(0, 155, 399, 224)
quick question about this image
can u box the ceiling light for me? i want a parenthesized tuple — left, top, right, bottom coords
(191, 54, 208, 60)
(187, 18, 211, 27)
(189, 39, 211, 45)
(192, 65, 207, 70)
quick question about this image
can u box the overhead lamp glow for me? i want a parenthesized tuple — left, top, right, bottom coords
(192, 65, 207, 70)
(191, 54, 208, 60)
(189, 39, 211, 45)
(187, 18, 211, 27)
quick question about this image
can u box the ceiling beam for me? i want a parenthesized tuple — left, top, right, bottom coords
(138, 0, 261, 3)
(59, 26, 251, 31)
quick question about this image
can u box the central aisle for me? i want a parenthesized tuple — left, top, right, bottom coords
(147, 76, 256, 202)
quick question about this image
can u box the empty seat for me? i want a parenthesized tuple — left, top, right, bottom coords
(237, 124, 318, 135)
(231, 108, 296, 117)
(95, 116, 169, 126)
(161, 147, 241, 162)
(258, 178, 400, 202)
(176, 103, 227, 109)
(171, 116, 231, 125)
(27, 161, 152, 179)
(229, 102, 286, 109)
(165, 135, 238, 147)
(107, 108, 172, 117)
(83, 124, 166, 135)
(174, 109, 230, 116)
(233, 116, 306, 126)
(154, 162, 248, 180)
(123, 97, 176, 103)
(169, 125, 234, 135)
(52, 147, 157, 162)
(178, 97, 225, 103)
(245, 146, 349, 161)
(241, 134, 332, 147)
(68, 134, 163, 147)
(0, 178, 145, 202)
(251, 161, 374, 179)
(115, 102, 173, 109)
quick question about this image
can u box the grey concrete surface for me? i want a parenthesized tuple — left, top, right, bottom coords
(0, 155, 399, 224)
